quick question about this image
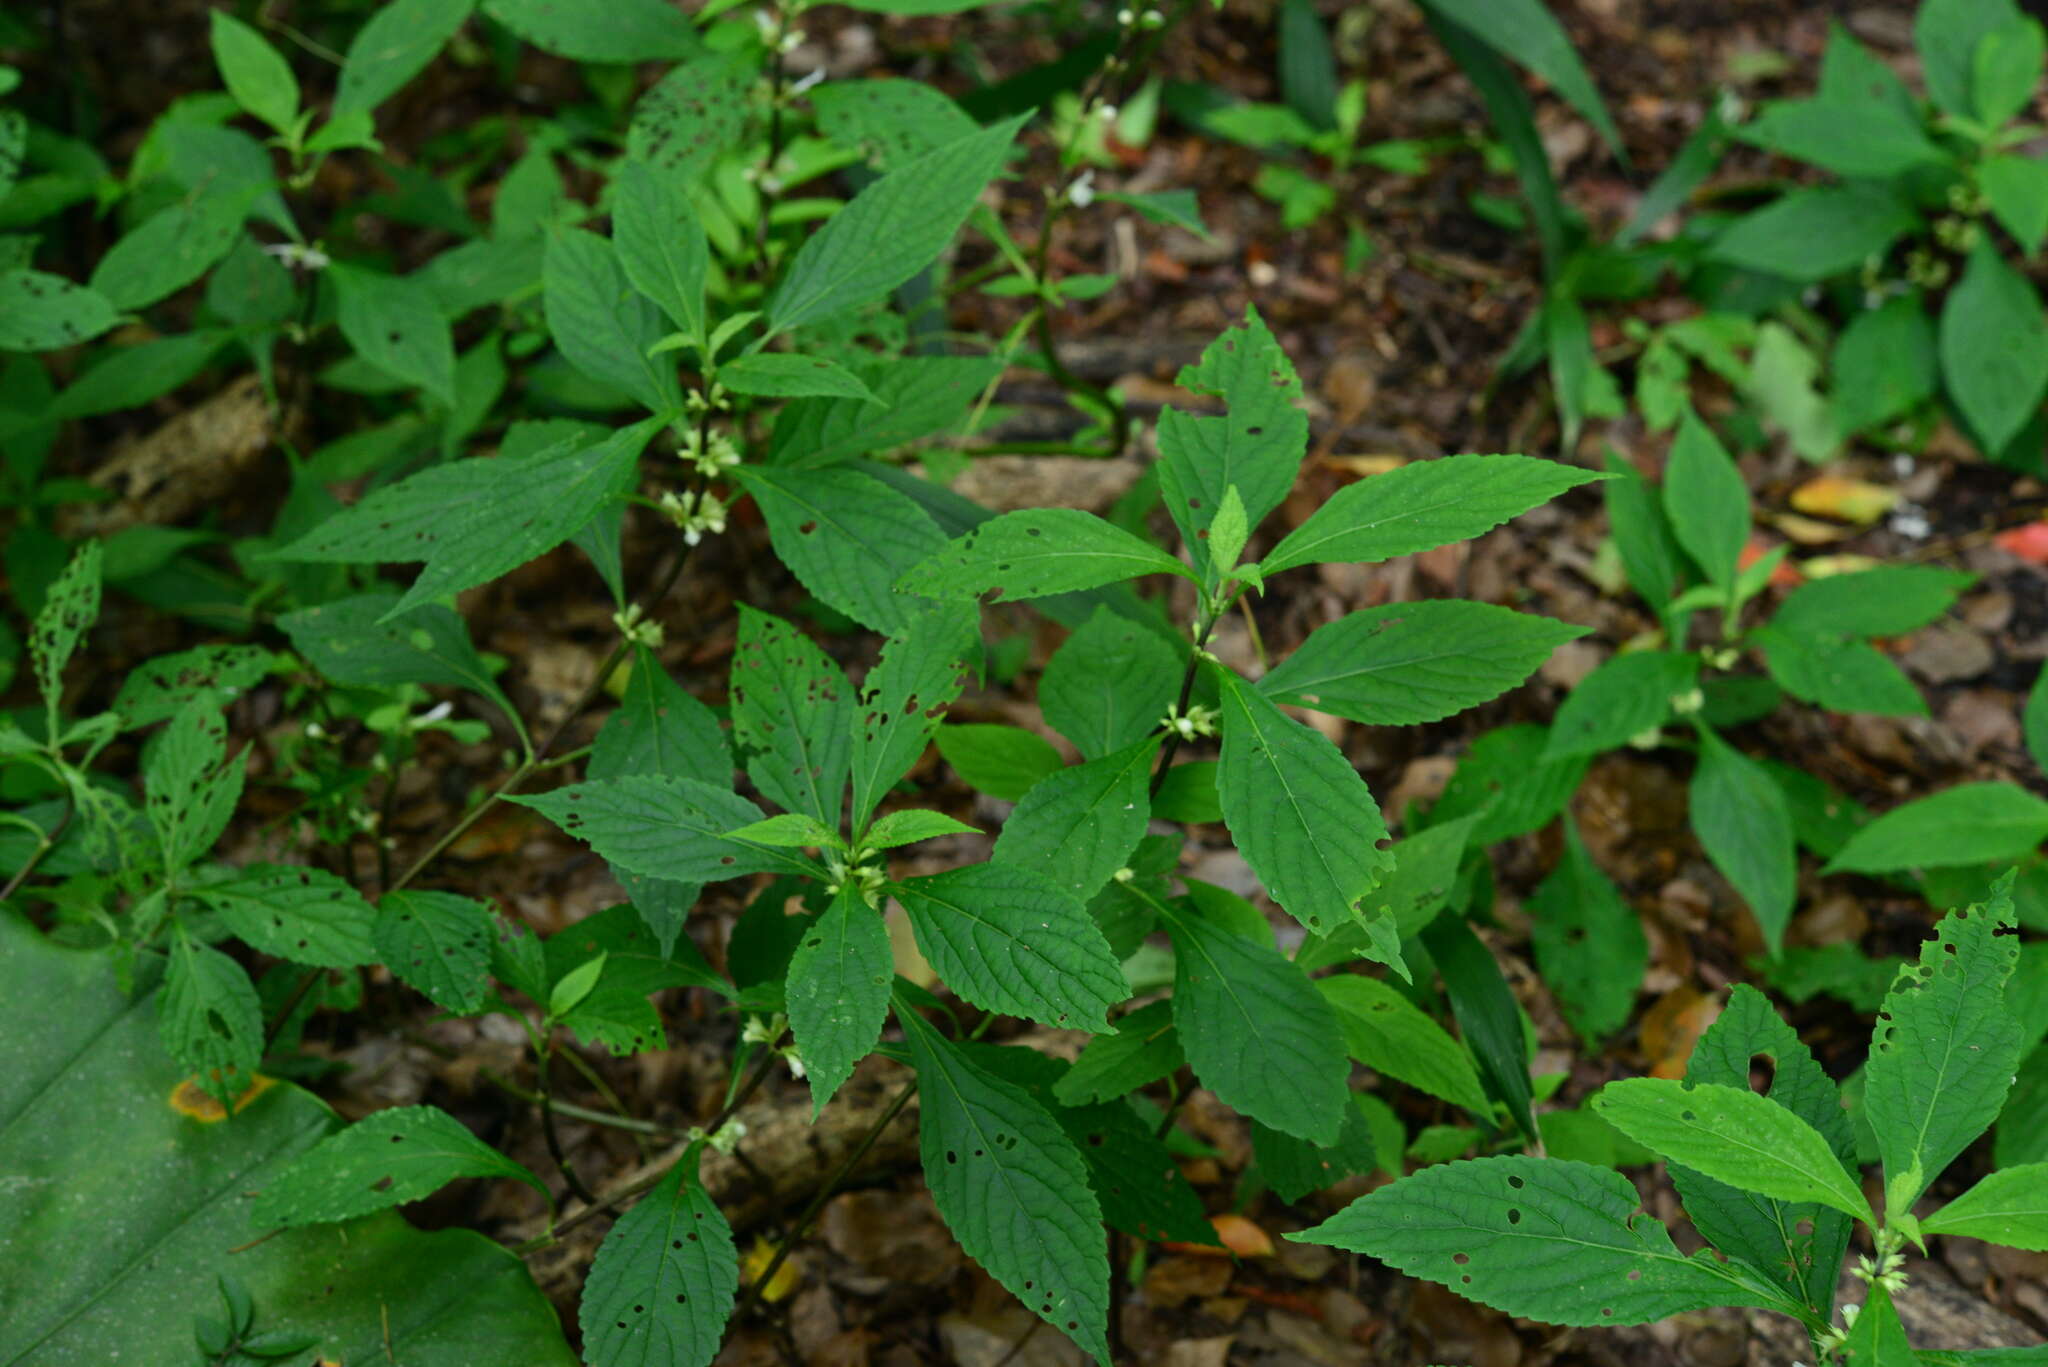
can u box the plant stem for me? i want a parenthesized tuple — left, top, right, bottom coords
(536, 1042, 600, 1206)
(0, 794, 70, 902)
(1148, 613, 1219, 797)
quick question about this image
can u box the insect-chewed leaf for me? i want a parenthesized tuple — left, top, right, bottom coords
(252, 1106, 544, 1228)
(993, 738, 1158, 903)
(1039, 604, 1180, 760)
(730, 607, 852, 829)
(578, 1146, 738, 1367)
(377, 890, 497, 1014)
(626, 52, 754, 185)
(896, 508, 1194, 603)
(785, 886, 892, 1115)
(849, 602, 976, 829)
(199, 864, 379, 969)
(144, 702, 242, 873)
(1864, 878, 2024, 1212)
(891, 863, 1124, 1032)
(1318, 975, 1492, 1119)
(903, 1016, 1111, 1362)
(1260, 455, 1599, 575)
(112, 644, 272, 730)
(30, 541, 100, 718)
(0, 270, 120, 351)
(512, 776, 820, 886)
(1292, 1155, 1768, 1326)
(735, 465, 957, 635)
(161, 930, 262, 1106)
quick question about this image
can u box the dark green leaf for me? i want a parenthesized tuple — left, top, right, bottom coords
(786, 886, 892, 1114)
(1690, 730, 1796, 953)
(1040, 604, 1179, 760)
(377, 890, 495, 1014)
(512, 776, 818, 885)
(1529, 820, 1646, 1045)
(578, 1147, 738, 1367)
(1940, 238, 2048, 453)
(735, 464, 954, 635)
(613, 159, 708, 345)
(730, 607, 851, 829)
(849, 603, 976, 829)
(331, 264, 455, 406)
(544, 228, 679, 414)
(200, 864, 380, 969)
(252, 1106, 544, 1227)
(483, 0, 700, 60)
(1421, 913, 1537, 1144)
(993, 739, 1157, 902)
(1707, 185, 1918, 282)
(1544, 651, 1698, 759)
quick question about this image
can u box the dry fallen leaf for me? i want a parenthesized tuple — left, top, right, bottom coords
(1995, 521, 2048, 564)
(1640, 985, 1721, 1079)
(1790, 474, 1898, 525)
(1162, 1213, 1275, 1259)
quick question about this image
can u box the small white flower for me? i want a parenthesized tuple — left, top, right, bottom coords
(1068, 170, 1097, 208)
(791, 66, 826, 95)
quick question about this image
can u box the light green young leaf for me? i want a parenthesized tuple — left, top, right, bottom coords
(1592, 1080, 1874, 1226)
(1052, 1000, 1183, 1106)
(1039, 604, 1180, 760)
(902, 1013, 1110, 1363)
(896, 507, 1193, 603)
(547, 952, 609, 1019)
(161, 928, 263, 1105)
(330, 264, 455, 407)
(209, 11, 300, 135)
(1261, 454, 1600, 575)
(730, 607, 852, 829)
(1292, 1155, 1769, 1325)
(891, 863, 1124, 1031)
(591, 644, 730, 789)
(1261, 601, 1584, 727)
(335, 0, 476, 116)
(1916, 0, 2028, 117)
(1529, 820, 1646, 1045)
(274, 593, 521, 739)
(253, 1106, 544, 1228)
(1706, 184, 1918, 281)
(768, 114, 1028, 333)
(1864, 881, 2023, 1211)
(993, 738, 1158, 903)
(861, 809, 979, 850)
(1825, 783, 2048, 874)
(144, 703, 242, 873)
(377, 890, 496, 1014)
(482, 0, 701, 60)
(1216, 669, 1397, 955)
(1159, 893, 1350, 1143)
(1690, 729, 1796, 954)
(722, 813, 844, 849)
(1940, 239, 2048, 454)
(1922, 1163, 2048, 1249)
(544, 228, 680, 414)
(1319, 974, 1492, 1118)
(612, 159, 709, 345)
(785, 886, 892, 1115)
(734, 464, 954, 635)
(934, 724, 1064, 801)
(1544, 650, 1699, 759)
(721, 352, 880, 404)
(0, 270, 119, 351)
(31, 540, 101, 723)
(512, 776, 820, 885)
(199, 864, 380, 969)
(578, 1146, 738, 1367)
(1206, 485, 1251, 572)
(1661, 411, 1748, 588)
(849, 603, 977, 829)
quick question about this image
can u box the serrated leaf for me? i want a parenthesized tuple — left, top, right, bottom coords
(993, 739, 1158, 903)
(1691, 730, 1796, 954)
(0, 270, 119, 351)
(335, 0, 475, 116)
(1292, 1155, 1767, 1325)
(376, 891, 495, 1014)
(592, 643, 730, 789)
(1039, 604, 1180, 760)
(850, 604, 976, 829)
(903, 1014, 1110, 1361)
(861, 809, 979, 850)
(896, 507, 1193, 603)
(892, 863, 1124, 1031)
(1261, 455, 1599, 575)
(625, 52, 754, 187)
(252, 1106, 543, 1228)
(89, 191, 245, 311)
(1921, 1163, 2048, 1249)
(1319, 975, 1492, 1118)
(724, 813, 842, 849)
(785, 886, 892, 1115)
(161, 929, 263, 1106)
(934, 723, 1065, 801)
(1053, 1000, 1183, 1106)
(275, 593, 521, 738)
(1215, 669, 1396, 955)
(1528, 821, 1645, 1045)
(768, 115, 1027, 333)
(1252, 1101, 1379, 1203)
(483, 0, 700, 60)
(730, 607, 851, 829)
(112, 644, 272, 730)
(721, 352, 879, 404)
(735, 464, 955, 635)
(1260, 601, 1583, 727)
(144, 703, 242, 872)
(613, 159, 708, 346)
(1543, 651, 1698, 759)
(1297, 810, 1480, 969)
(31, 540, 99, 720)
(330, 264, 455, 406)
(1825, 783, 2048, 875)
(578, 1146, 738, 1367)
(766, 357, 1005, 468)
(1864, 882, 2023, 1211)
(511, 776, 818, 885)
(1941, 239, 2048, 454)
(1159, 894, 1349, 1143)
(544, 228, 680, 414)
(199, 864, 379, 969)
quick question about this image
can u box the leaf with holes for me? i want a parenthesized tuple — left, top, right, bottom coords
(30, 540, 99, 720)
(849, 602, 977, 830)
(897, 507, 1194, 603)
(376, 891, 496, 1015)
(1528, 820, 1646, 1045)
(891, 863, 1123, 1031)
(730, 607, 852, 830)
(511, 776, 819, 886)
(112, 644, 272, 730)
(198, 865, 379, 969)
(252, 1106, 544, 1228)
(1318, 975, 1493, 1119)
(160, 928, 263, 1106)
(143, 702, 242, 873)
(0, 270, 120, 351)
(1039, 604, 1180, 760)
(1295, 1155, 1772, 1324)
(578, 1145, 738, 1367)
(1159, 895, 1350, 1143)
(736, 464, 957, 635)
(993, 738, 1158, 903)
(904, 1014, 1111, 1362)
(1864, 879, 2023, 1212)
(785, 886, 893, 1115)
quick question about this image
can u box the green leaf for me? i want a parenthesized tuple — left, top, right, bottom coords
(377, 890, 496, 1014)
(1825, 783, 2048, 874)
(1252, 1101, 1380, 1203)
(1262, 601, 1583, 727)
(252, 1105, 544, 1227)
(849, 603, 977, 829)
(112, 643, 273, 730)
(1690, 730, 1797, 954)
(1216, 668, 1396, 953)
(592, 644, 730, 789)
(1982, 153, 2048, 254)
(1422, 912, 1538, 1144)
(1757, 629, 1925, 717)
(1544, 651, 1698, 759)
(1864, 881, 2024, 1211)
(902, 1013, 1110, 1363)
(162, 928, 263, 1104)
(730, 607, 851, 829)
(1319, 974, 1492, 1118)
(1293, 811, 1478, 967)
(1593, 1080, 1874, 1226)
(275, 593, 521, 738)
(1661, 411, 1748, 588)
(897, 507, 1193, 603)
(768, 114, 1027, 333)
(1155, 307, 1307, 583)
(813, 78, 979, 169)
(1415, 0, 1622, 155)
(723, 813, 843, 848)
(1098, 188, 1211, 238)
(1843, 1282, 1916, 1367)
(1834, 294, 1940, 433)
(144, 703, 242, 872)
(1158, 893, 1350, 1143)
(1053, 999, 1183, 1106)
(209, 10, 300, 135)
(578, 1146, 739, 1367)
(625, 52, 755, 187)
(1603, 446, 1685, 615)
(547, 951, 609, 1019)
(482, 0, 700, 60)
(786, 886, 892, 1114)
(0, 270, 119, 350)
(1773, 565, 1973, 639)
(1980, 15, 2047, 125)
(1707, 184, 1918, 282)
(1739, 97, 1944, 179)
(1916, 0, 2028, 117)
(993, 739, 1158, 902)
(612, 158, 708, 346)
(89, 192, 245, 311)
(1940, 239, 2048, 453)
(734, 464, 953, 634)
(335, 0, 476, 117)
(2027, 663, 2048, 775)
(1152, 760, 1222, 824)
(892, 863, 1124, 1031)
(199, 864, 380, 969)
(1261, 454, 1599, 575)
(30, 540, 99, 721)
(1039, 604, 1180, 760)
(1293, 1155, 1762, 1325)
(862, 809, 979, 850)
(47, 330, 228, 422)
(721, 352, 880, 403)
(1923, 1163, 2048, 1249)
(1529, 820, 1646, 1045)
(512, 776, 818, 885)
(331, 264, 455, 407)
(765, 357, 1005, 468)
(934, 723, 1065, 801)
(543, 903, 729, 1003)
(1433, 722, 1588, 844)
(544, 228, 679, 414)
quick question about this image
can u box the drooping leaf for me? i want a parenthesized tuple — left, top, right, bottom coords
(730, 607, 852, 829)
(1825, 783, 2048, 875)
(993, 738, 1159, 902)
(897, 507, 1193, 603)
(1690, 730, 1797, 953)
(784, 886, 892, 1115)
(578, 1146, 739, 1367)
(1528, 820, 1646, 1045)
(377, 891, 497, 1014)
(198, 864, 380, 970)
(735, 464, 955, 635)
(252, 1105, 545, 1227)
